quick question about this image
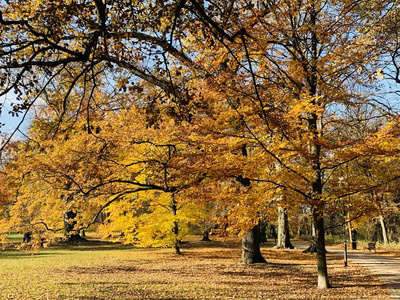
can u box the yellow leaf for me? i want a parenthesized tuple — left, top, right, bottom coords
(376, 68, 384, 79)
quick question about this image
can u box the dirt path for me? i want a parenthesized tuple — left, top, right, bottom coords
(293, 242, 400, 299)
(328, 247, 400, 300)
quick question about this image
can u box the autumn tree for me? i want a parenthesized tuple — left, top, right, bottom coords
(3, 83, 211, 253)
(1, 0, 400, 289)
(180, 0, 400, 288)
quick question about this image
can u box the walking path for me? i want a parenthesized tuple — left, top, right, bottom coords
(293, 242, 400, 299)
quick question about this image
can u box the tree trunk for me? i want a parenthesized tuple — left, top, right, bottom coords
(268, 224, 277, 242)
(379, 215, 389, 246)
(348, 216, 353, 244)
(201, 227, 212, 241)
(64, 210, 77, 232)
(303, 217, 317, 253)
(275, 207, 294, 249)
(64, 233, 86, 243)
(314, 210, 331, 289)
(303, 238, 317, 253)
(241, 225, 267, 264)
(304, 1, 330, 289)
(62, 210, 86, 243)
(171, 194, 181, 255)
(22, 232, 32, 243)
(259, 222, 267, 244)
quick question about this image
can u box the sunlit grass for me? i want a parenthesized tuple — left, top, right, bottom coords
(0, 237, 390, 300)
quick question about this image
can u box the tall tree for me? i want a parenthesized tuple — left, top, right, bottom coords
(182, 0, 400, 288)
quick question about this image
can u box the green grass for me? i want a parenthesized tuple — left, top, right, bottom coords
(0, 243, 141, 300)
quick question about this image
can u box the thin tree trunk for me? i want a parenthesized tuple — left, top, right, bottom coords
(275, 206, 294, 249)
(173, 220, 181, 254)
(348, 214, 353, 243)
(259, 221, 267, 244)
(379, 215, 389, 246)
(241, 225, 267, 264)
(171, 194, 181, 255)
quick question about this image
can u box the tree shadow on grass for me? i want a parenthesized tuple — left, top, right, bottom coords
(0, 250, 63, 259)
(51, 239, 129, 251)
(63, 281, 130, 286)
(54, 244, 130, 252)
(61, 265, 138, 274)
(181, 239, 241, 249)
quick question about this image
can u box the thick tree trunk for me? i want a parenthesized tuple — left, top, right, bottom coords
(201, 229, 211, 241)
(314, 210, 331, 289)
(22, 232, 32, 243)
(64, 210, 77, 233)
(63, 233, 86, 243)
(241, 225, 267, 264)
(275, 207, 294, 249)
(379, 215, 389, 245)
(62, 210, 86, 243)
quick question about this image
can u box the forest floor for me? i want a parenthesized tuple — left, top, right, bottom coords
(0, 236, 391, 299)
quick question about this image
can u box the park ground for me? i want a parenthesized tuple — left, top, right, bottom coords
(0, 236, 394, 300)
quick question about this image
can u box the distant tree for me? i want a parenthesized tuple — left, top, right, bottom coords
(275, 206, 294, 249)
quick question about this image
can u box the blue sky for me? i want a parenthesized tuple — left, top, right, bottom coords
(0, 96, 32, 138)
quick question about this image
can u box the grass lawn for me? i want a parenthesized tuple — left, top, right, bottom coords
(0, 237, 390, 300)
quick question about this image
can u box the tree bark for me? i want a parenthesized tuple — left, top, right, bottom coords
(63, 233, 86, 243)
(171, 194, 181, 255)
(64, 210, 77, 233)
(275, 206, 294, 249)
(379, 215, 389, 245)
(241, 225, 267, 264)
(348, 215, 353, 244)
(201, 229, 211, 241)
(303, 2, 330, 289)
(22, 232, 32, 243)
(62, 210, 86, 243)
(314, 210, 331, 289)
(259, 222, 267, 244)
(303, 238, 317, 253)
(303, 221, 317, 253)
(201, 228, 212, 241)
